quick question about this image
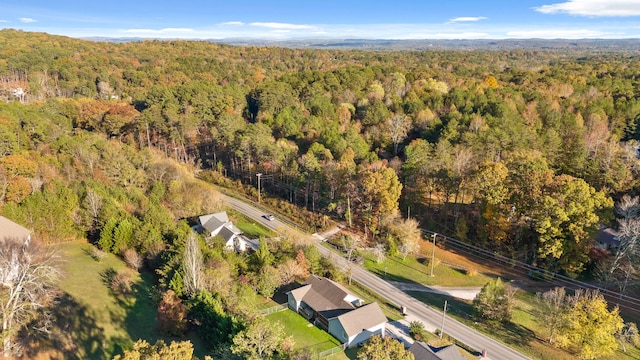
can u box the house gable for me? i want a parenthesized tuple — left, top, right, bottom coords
(333, 302, 386, 347)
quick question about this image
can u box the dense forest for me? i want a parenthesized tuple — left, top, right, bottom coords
(2, 29, 640, 277)
(3, 28, 640, 359)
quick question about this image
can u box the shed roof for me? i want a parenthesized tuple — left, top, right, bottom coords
(0, 216, 31, 243)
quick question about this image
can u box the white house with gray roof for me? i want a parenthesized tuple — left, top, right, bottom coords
(197, 211, 247, 251)
(287, 276, 387, 348)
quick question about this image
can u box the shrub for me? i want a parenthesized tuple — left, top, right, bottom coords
(89, 246, 106, 262)
(110, 270, 134, 295)
(123, 248, 143, 270)
(409, 320, 426, 341)
(157, 290, 188, 336)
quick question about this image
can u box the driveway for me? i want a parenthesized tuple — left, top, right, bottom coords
(390, 281, 482, 301)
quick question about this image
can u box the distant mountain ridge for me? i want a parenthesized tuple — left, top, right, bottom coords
(81, 36, 640, 51)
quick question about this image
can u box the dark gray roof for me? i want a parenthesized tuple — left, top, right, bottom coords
(218, 225, 242, 243)
(408, 342, 465, 360)
(434, 345, 465, 360)
(199, 211, 230, 233)
(596, 227, 620, 247)
(300, 276, 358, 316)
(408, 342, 441, 360)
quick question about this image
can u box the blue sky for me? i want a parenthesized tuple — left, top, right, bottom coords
(2, 0, 640, 39)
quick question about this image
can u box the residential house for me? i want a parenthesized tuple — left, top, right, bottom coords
(287, 276, 387, 348)
(408, 342, 466, 360)
(595, 226, 620, 252)
(197, 211, 247, 251)
(0, 215, 31, 246)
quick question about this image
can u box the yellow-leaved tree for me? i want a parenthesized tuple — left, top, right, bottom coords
(555, 289, 623, 359)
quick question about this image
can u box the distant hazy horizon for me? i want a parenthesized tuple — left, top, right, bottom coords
(2, 0, 640, 40)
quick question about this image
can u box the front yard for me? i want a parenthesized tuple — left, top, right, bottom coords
(266, 309, 347, 359)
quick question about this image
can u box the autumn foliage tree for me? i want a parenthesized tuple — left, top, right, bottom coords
(555, 289, 623, 359)
(357, 335, 414, 360)
(157, 290, 188, 336)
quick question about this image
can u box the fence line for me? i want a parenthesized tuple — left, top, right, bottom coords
(316, 345, 345, 359)
(258, 303, 287, 315)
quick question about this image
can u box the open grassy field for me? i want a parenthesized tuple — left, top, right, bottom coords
(362, 252, 492, 287)
(228, 209, 276, 238)
(43, 241, 207, 359)
(407, 289, 640, 360)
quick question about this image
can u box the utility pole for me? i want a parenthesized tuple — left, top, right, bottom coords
(347, 196, 352, 227)
(430, 232, 437, 277)
(440, 300, 447, 339)
(256, 173, 262, 203)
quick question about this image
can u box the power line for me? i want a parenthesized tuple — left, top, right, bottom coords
(420, 229, 640, 315)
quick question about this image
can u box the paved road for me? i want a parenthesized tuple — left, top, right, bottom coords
(225, 195, 530, 360)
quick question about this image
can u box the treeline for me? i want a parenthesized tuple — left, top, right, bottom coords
(1, 29, 640, 278)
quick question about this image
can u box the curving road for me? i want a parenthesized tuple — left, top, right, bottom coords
(225, 195, 530, 360)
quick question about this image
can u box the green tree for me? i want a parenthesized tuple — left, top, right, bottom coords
(360, 164, 402, 229)
(254, 265, 281, 298)
(188, 290, 239, 345)
(254, 237, 273, 268)
(112, 218, 134, 254)
(556, 289, 623, 359)
(98, 217, 117, 252)
(533, 175, 612, 273)
(472, 277, 515, 325)
(357, 335, 414, 360)
(113, 339, 194, 360)
(231, 318, 288, 360)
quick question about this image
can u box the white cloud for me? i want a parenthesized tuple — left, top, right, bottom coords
(249, 22, 315, 30)
(19, 18, 37, 23)
(0, 20, 8, 23)
(535, 0, 640, 16)
(123, 28, 195, 34)
(449, 16, 487, 22)
(507, 29, 605, 38)
(219, 21, 244, 26)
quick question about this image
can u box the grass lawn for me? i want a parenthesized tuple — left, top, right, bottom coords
(362, 252, 491, 287)
(229, 210, 275, 238)
(266, 309, 346, 359)
(49, 241, 207, 359)
(407, 289, 640, 360)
